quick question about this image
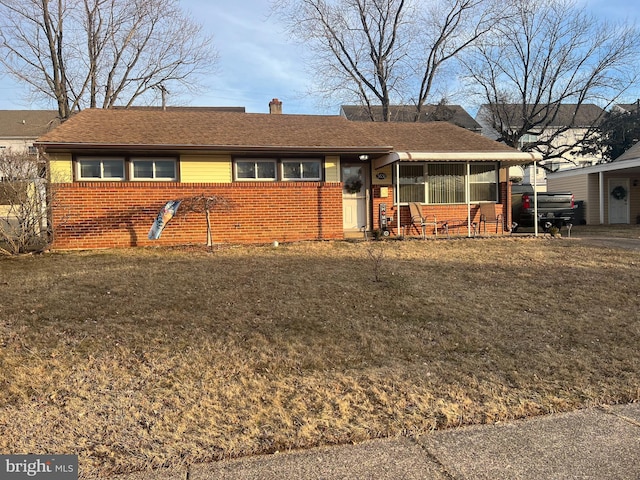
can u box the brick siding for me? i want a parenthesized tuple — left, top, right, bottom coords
(51, 182, 343, 249)
(371, 183, 510, 237)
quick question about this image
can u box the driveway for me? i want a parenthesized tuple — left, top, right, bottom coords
(570, 236, 640, 251)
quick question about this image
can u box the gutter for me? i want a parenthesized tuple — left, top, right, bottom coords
(34, 142, 393, 156)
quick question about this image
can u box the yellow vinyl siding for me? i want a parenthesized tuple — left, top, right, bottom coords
(47, 153, 73, 183)
(325, 156, 340, 182)
(180, 155, 232, 183)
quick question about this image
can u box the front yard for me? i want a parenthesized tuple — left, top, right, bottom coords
(1, 234, 639, 477)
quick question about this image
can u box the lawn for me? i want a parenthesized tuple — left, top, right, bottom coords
(1, 234, 639, 477)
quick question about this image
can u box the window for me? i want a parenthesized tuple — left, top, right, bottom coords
(428, 164, 465, 204)
(398, 164, 425, 203)
(77, 157, 124, 180)
(76, 156, 177, 181)
(398, 162, 495, 204)
(235, 159, 276, 180)
(469, 164, 498, 202)
(131, 158, 177, 180)
(282, 160, 322, 181)
(399, 163, 465, 204)
(519, 133, 538, 149)
(233, 158, 322, 181)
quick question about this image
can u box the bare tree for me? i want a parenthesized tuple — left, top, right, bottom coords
(0, 0, 218, 120)
(0, 150, 52, 254)
(273, 0, 501, 121)
(464, 0, 640, 164)
(182, 195, 232, 250)
(582, 105, 640, 162)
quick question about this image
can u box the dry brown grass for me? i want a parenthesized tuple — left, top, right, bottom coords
(1, 235, 639, 477)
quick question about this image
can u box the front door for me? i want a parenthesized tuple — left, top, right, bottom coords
(342, 164, 368, 231)
(609, 178, 630, 224)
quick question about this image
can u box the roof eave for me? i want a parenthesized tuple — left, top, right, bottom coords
(547, 157, 640, 177)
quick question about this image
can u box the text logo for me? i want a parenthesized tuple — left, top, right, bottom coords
(1, 455, 77, 479)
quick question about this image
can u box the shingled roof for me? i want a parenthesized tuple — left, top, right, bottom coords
(356, 121, 516, 153)
(614, 103, 640, 114)
(477, 103, 605, 128)
(340, 104, 481, 131)
(0, 110, 60, 138)
(37, 108, 388, 153)
(613, 140, 640, 162)
(36, 107, 532, 163)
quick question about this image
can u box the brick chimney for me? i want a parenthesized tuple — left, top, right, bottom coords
(269, 98, 283, 114)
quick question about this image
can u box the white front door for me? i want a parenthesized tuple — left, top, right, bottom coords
(609, 178, 630, 224)
(342, 164, 368, 231)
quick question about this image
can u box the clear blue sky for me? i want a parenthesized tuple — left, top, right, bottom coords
(0, 0, 636, 115)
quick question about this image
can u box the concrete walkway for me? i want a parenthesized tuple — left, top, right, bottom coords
(108, 403, 640, 480)
(570, 236, 640, 251)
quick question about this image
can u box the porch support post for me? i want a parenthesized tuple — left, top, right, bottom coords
(599, 171, 605, 224)
(466, 162, 471, 237)
(396, 162, 401, 236)
(533, 160, 538, 237)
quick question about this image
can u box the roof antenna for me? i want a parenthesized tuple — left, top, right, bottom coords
(157, 84, 169, 111)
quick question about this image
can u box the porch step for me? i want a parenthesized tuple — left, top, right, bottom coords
(344, 230, 368, 240)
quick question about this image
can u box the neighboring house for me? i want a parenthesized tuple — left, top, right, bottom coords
(0, 110, 60, 155)
(36, 103, 536, 249)
(340, 104, 482, 132)
(1, 110, 59, 229)
(547, 141, 640, 225)
(476, 104, 605, 189)
(613, 101, 640, 115)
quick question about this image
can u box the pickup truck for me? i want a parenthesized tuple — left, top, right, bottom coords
(511, 184, 575, 232)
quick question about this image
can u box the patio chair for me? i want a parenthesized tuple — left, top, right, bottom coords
(408, 202, 437, 239)
(479, 202, 503, 234)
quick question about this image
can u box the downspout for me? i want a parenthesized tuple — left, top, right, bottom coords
(466, 162, 471, 237)
(533, 160, 539, 237)
(396, 162, 401, 236)
(505, 164, 512, 230)
(366, 168, 371, 234)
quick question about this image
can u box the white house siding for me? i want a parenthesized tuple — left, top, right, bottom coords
(0, 138, 36, 154)
(540, 127, 600, 171)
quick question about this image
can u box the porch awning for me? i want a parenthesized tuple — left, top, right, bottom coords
(373, 151, 542, 169)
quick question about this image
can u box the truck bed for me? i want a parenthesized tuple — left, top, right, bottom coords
(512, 185, 575, 231)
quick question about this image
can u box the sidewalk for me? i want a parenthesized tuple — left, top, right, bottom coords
(108, 403, 640, 480)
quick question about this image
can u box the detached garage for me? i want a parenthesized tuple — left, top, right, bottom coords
(547, 143, 640, 225)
